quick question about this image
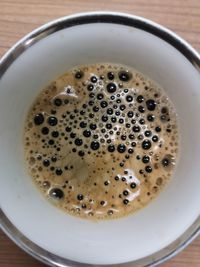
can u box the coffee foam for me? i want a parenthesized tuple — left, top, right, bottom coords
(24, 63, 179, 220)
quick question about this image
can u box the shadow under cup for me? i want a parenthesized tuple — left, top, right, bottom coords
(0, 12, 200, 266)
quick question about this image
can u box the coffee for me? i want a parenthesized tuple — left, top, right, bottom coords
(24, 63, 179, 220)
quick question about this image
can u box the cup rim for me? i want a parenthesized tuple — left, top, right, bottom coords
(0, 11, 200, 267)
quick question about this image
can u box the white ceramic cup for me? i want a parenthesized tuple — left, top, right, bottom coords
(0, 12, 200, 267)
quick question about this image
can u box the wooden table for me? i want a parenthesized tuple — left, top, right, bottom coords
(0, 0, 199, 266)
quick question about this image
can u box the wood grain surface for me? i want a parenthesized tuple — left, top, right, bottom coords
(0, 0, 199, 266)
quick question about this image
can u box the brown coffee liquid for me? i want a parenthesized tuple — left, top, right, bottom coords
(24, 63, 179, 220)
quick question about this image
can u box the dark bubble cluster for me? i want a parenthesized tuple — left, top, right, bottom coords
(24, 63, 179, 220)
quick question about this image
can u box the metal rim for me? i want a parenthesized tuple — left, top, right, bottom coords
(0, 11, 200, 267)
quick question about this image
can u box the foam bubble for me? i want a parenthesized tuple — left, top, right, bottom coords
(24, 63, 179, 220)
